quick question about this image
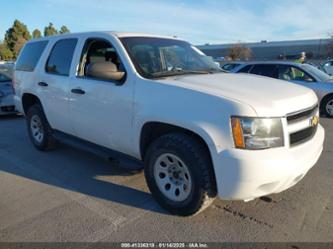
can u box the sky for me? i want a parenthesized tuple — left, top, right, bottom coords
(1, 0, 333, 45)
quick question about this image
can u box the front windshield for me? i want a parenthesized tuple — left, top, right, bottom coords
(0, 73, 11, 82)
(302, 64, 333, 82)
(120, 37, 221, 79)
(0, 64, 13, 82)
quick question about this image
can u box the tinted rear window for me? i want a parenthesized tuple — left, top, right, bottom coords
(46, 39, 77, 76)
(237, 65, 252, 73)
(250, 64, 278, 78)
(222, 63, 240, 71)
(15, 41, 48, 72)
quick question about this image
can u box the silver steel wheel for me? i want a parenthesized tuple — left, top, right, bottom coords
(326, 99, 333, 116)
(30, 114, 44, 143)
(154, 153, 192, 202)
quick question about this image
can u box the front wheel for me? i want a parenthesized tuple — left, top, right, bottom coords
(321, 95, 333, 118)
(144, 133, 216, 216)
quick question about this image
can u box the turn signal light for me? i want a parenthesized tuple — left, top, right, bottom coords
(231, 117, 245, 149)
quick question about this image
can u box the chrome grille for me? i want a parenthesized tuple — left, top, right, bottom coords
(289, 125, 318, 146)
(287, 105, 318, 124)
(286, 105, 319, 147)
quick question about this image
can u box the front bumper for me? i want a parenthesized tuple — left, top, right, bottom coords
(212, 124, 324, 200)
(0, 94, 17, 115)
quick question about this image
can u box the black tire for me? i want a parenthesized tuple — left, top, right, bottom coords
(144, 133, 217, 216)
(26, 104, 57, 151)
(321, 94, 333, 118)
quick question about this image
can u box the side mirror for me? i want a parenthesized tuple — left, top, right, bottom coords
(86, 62, 125, 82)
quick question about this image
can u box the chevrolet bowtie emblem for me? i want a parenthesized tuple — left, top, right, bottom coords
(310, 116, 319, 127)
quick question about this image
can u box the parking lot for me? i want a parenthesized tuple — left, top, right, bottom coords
(0, 115, 332, 242)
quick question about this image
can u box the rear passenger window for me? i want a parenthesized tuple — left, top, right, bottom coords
(238, 65, 252, 73)
(46, 39, 77, 76)
(15, 41, 48, 72)
(250, 64, 278, 78)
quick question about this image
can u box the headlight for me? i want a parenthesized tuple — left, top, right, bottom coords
(231, 117, 284, 150)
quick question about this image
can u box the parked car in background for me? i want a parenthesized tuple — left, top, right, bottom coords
(320, 60, 333, 75)
(220, 62, 243, 72)
(232, 61, 333, 117)
(14, 32, 324, 216)
(214, 56, 225, 62)
(0, 65, 16, 115)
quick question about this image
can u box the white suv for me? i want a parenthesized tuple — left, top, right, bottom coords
(14, 32, 324, 216)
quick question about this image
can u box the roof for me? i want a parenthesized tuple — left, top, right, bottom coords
(235, 61, 304, 66)
(109, 31, 182, 40)
(28, 31, 182, 42)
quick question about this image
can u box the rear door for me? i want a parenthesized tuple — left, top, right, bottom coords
(14, 40, 49, 113)
(36, 38, 78, 134)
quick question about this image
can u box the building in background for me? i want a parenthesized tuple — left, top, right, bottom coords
(197, 38, 332, 61)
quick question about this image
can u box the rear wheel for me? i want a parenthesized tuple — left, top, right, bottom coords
(144, 133, 216, 216)
(26, 104, 57, 151)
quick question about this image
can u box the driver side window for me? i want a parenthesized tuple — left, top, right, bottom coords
(78, 38, 125, 81)
(278, 65, 314, 82)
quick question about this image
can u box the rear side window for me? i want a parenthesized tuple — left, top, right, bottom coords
(15, 41, 48, 72)
(221, 63, 240, 71)
(250, 64, 278, 78)
(237, 65, 252, 73)
(46, 39, 77, 76)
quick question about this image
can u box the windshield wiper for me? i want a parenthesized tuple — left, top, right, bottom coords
(151, 69, 214, 78)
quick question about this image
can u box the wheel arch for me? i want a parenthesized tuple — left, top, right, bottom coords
(139, 121, 216, 161)
(22, 93, 42, 115)
(320, 92, 333, 112)
(139, 121, 219, 202)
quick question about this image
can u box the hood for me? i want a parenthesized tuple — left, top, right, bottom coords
(159, 73, 318, 117)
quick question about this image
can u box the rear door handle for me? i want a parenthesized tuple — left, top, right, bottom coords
(71, 88, 86, 95)
(38, 82, 48, 87)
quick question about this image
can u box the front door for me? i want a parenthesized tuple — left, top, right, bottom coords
(68, 37, 134, 153)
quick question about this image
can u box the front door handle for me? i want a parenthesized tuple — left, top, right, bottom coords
(38, 82, 48, 87)
(71, 88, 86, 95)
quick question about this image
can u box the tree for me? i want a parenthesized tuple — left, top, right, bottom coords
(13, 37, 27, 56)
(44, 23, 58, 36)
(32, 29, 42, 39)
(0, 42, 14, 60)
(228, 43, 252, 61)
(4, 19, 31, 57)
(59, 25, 70, 34)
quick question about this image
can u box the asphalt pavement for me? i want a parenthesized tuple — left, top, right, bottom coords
(0, 115, 332, 242)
